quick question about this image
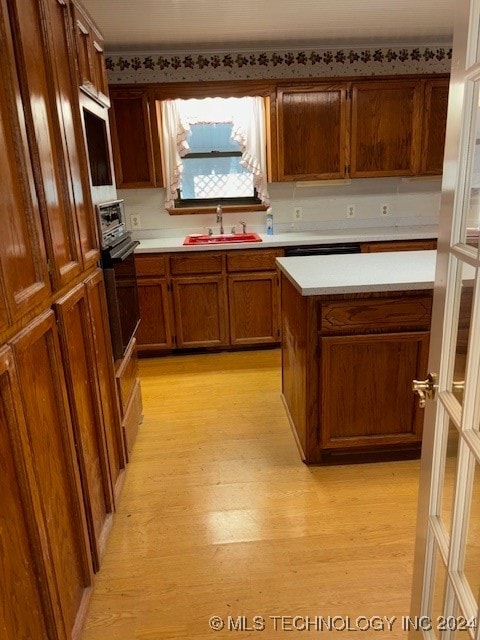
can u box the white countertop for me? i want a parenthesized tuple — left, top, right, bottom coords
(134, 225, 437, 253)
(277, 250, 437, 296)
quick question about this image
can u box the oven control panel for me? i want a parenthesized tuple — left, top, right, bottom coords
(96, 199, 127, 248)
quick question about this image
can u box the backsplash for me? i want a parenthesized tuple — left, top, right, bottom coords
(120, 177, 441, 237)
(107, 45, 451, 84)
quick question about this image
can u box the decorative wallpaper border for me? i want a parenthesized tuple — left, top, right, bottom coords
(106, 45, 452, 84)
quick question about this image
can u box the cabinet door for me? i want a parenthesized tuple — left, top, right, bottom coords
(55, 283, 114, 571)
(71, 1, 109, 106)
(361, 239, 437, 252)
(109, 88, 157, 188)
(137, 278, 174, 352)
(228, 272, 280, 345)
(84, 270, 126, 501)
(0, 346, 58, 640)
(0, 0, 51, 322)
(320, 331, 429, 450)
(350, 80, 422, 177)
(277, 84, 348, 180)
(8, 0, 85, 290)
(11, 310, 93, 639)
(420, 78, 449, 175)
(43, 0, 99, 271)
(172, 276, 228, 348)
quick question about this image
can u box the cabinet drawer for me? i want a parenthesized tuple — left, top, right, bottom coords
(135, 254, 166, 276)
(170, 252, 223, 275)
(361, 240, 437, 253)
(122, 378, 143, 456)
(320, 295, 432, 334)
(226, 249, 284, 272)
(116, 338, 139, 415)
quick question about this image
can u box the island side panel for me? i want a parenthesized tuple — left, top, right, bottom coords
(281, 275, 311, 460)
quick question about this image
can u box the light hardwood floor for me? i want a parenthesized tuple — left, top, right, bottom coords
(81, 348, 420, 639)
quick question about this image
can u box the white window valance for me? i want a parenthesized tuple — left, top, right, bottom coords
(161, 96, 270, 209)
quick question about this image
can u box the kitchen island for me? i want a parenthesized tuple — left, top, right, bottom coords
(277, 250, 436, 464)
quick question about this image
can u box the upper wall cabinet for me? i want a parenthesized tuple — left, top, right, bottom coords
(109, 87, 160, 188)
(350, 80, 423, 177)
(420, 78, 449, 175)
(71, 0, 110, 106)
(276, 84, 348, 181)
(0, 0, 51, 324)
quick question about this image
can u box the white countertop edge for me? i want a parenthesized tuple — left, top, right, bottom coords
(276, 250, 437, 296)
(134, 225, 437, 253)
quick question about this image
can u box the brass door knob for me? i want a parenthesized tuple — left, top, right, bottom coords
(412, 373, 438, 408)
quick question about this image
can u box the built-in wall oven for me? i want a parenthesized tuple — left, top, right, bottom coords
(96, 200, 140, 361)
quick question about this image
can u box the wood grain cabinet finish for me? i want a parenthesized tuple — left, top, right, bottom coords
(276, 84, 348, 180)
(10, 311, 93, 639)
(109, 88, 158, 188)
(281, 274, 433, 464)
(361, 239, 437, 252)
(44, 0, 100, 273)
(84, 270, 126, 501)
(0, 345, 59, 640)
(350, 80, 423, 177)
(226, 249, 284, 345)
(71, 0, 109, 106)
(421, 78, 449, 175)
(116, 338, 143, 457)
(0, 1, 51, 324)
(172, 275, 229, 348)
(55, 282, 114, 572)
(137, 278, 174, 351)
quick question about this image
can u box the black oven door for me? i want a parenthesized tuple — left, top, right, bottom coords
(102, 235, 140, 361)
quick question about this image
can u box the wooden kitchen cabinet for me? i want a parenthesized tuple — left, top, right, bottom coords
(276, 83, 348, 181)
(421, 78, 449, 175)
(281, 274, 433, 464)
(0, 2, 51, 324)
(350, 80, 423, 177)
(361, 239, 437, 252)
(109, 87, 159, 188)
(11, 311, 93, 638)
(55, 282, 114, 572)
(115, 337, 143, 456)
(84, 270, 126, 500)
(0, 345, 57, 640)
(135, 254, 174, 352)
(71, 0, 109, 106)
(226, 249, 283, 345)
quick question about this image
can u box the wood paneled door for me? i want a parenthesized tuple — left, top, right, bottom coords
(11, 310, 93, 639)
(350, 80, 422, 177)
(276, 84, 348, 181)
(0, 0, 51, 322)
(228, 273, 280, 345)
(0, 345, 59, 640)
(55, 282, 115, 571)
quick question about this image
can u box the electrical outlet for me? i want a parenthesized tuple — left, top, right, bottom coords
(381, 203, 390, 216)
(130, 214, 142, 229)
(347, 204, 356, 218)
(293, 207, 302, 220)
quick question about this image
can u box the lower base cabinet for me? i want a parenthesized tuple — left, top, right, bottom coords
(10, 310, 94, 639)
(281, 274, 433, 464)
(115, 337, 143, 458)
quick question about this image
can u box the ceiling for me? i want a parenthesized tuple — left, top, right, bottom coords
(81, 0, 455, 54)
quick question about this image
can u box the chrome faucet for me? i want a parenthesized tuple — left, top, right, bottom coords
(216, 205, 224, 235)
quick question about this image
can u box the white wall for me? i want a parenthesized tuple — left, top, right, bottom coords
(120, 176, 441, 238)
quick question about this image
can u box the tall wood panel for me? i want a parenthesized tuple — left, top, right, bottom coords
(109, 88, 157, 188)
(11, 311, 93, 639)
(55, 283, 114, 571)
(421, 78, 449, 175)
(7, 0, 84, 290)
(350, 80, 422, 177)
(276, 84, 348, 180)
(0, 345, 60, 640)
(84, 270, 126, 500)
(43, 0, 99, 271)
(0, 0, 50, 323)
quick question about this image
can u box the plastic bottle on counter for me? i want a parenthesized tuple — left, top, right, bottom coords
(265, 208, 274, 235)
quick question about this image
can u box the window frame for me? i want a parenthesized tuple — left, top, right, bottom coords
(149, 81, 276, 214)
